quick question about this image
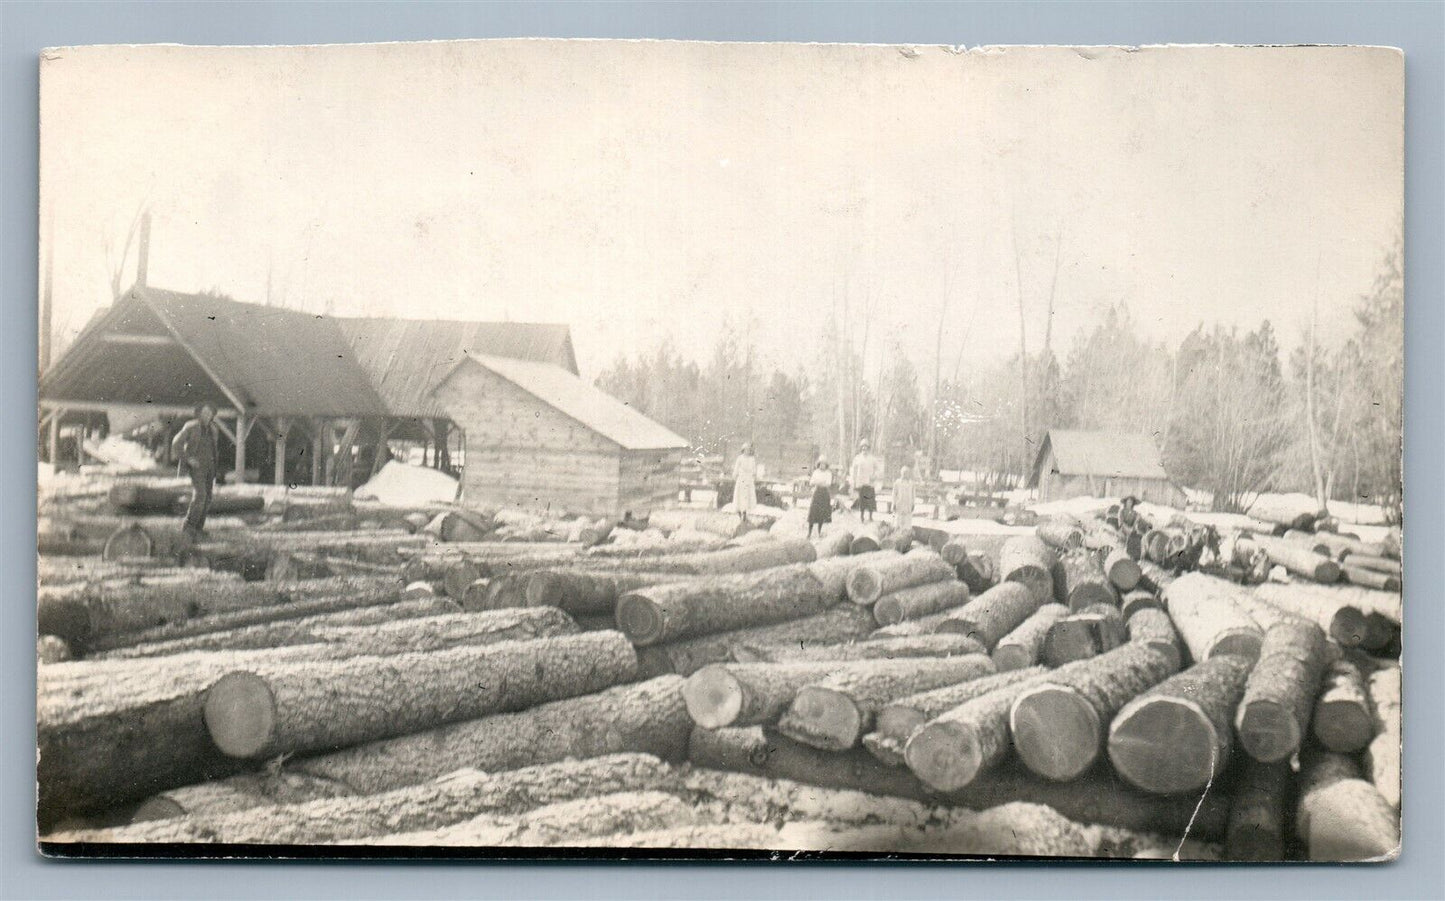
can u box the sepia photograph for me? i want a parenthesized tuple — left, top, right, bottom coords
(35, 38, 1403, 862)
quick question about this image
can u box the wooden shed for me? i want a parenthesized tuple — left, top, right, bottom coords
(1028, 430, 1188, 508)
(433, 355, 688, 518)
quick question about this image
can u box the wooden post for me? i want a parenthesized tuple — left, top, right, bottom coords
(233, 412, 249, 485)
(320, 420, 333, 487)
(273, 418, 289, 486)
(310, 419, 323, 486)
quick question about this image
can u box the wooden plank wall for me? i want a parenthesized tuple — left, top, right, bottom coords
(618, 448, 683, 517)
(436, 364, 622, 515)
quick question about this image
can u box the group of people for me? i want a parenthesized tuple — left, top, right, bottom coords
(729, 439, 917, 539)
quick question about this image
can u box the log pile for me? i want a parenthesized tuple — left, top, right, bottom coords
(35, 480, 1402, 860)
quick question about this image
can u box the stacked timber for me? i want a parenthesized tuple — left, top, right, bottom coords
(1311, 656, 1376, 753)
(872, 581, 971, 626)
(1162, 573, 1265, 662)
(806, 550, 900, 602)
(998, 536, 1056, 606)
(1364, 665, 1401, 809)
(1035, 517, 1084, 551)
(935, 583, 1040, 651)
(682, 661, 867, 729)
(990, 604, 1069, 671)
(1233, 620, 1331, 763)
(1225, 759, 1292, 861)
(861, 668, 1048, 767)
(1251, 534, 1342, 583)
(1124, 607, 1184, 671)
(521, 569, 679, 616)
(633, 605, 878, 678)
(1055, 550, 1119, 611)
(615, 564, 831, 646)
(843, 551, 955, 606)
(1296, 750, 1400, 861)
(731, 634, 985, 665)
(1039, 603, 1126, 667)
(955, 552, 995, 595)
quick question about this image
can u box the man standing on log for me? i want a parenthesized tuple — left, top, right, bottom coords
(850, 439, 882, 523)
(171, 403, 220, 544)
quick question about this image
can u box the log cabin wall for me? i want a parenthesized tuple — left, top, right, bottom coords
(619, 447, 684, 517)
(435, 363, 622, 516)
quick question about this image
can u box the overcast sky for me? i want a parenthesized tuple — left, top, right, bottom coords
(40, 41, 1401, 380)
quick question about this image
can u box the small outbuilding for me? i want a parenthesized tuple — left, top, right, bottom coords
(1028, 429, 1187, 508)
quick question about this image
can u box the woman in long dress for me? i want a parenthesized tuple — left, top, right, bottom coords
(807, 458, 834, 538)
(732, 443, 758, 523)
(893, 465, 916, 534)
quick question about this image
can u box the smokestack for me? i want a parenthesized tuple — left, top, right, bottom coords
(136, 211, 152, 287)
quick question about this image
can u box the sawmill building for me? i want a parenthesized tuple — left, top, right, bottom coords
(1028, 429, 1188, 508)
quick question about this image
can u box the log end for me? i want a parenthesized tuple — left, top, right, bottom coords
(1328, 607, 1369, 648)
(681, 666, 745, 729)
(524, 571, 565, 608)
(849, 537, 881, 556)
(402, 581, 436, 600)
(615, 592, 666, 647)
(904, 720, 981, 792)
(1313, 560, 1343, 584)
(991, 645, 1032, 672)
(844, 569, 883, 606)
(779, 686, 863, 752)
(204, 671, 277, 759)
(1006, 568, 1053, 607)
(1068, 584, 1118, 613)
(1208, 629, 1263, 663)
(1010, 684, 1103, 783)
(1313, 701, 1375, 754)
(1106, 557, 1143, 592)
(1109, 696, 1223, 795)
(860, 731, 907, 768)
(102, 524, 154, 561)
(1235, 699, 1302, 764)
(940, 542, 969, 566)
(872, 597, 903, 626)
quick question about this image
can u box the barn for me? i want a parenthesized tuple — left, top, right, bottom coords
(39, 285, 687, 518)
(1028, 429, 1188, 508)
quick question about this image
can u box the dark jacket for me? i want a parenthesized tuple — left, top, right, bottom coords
(171, 418, 219, 478)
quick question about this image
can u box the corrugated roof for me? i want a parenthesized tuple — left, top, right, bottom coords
(340, 318, 576, 419)
(443, 354, 689, 450)
(1029, 430, 1173, 486)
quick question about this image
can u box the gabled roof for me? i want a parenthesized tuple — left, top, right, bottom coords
(1029, 430, 1173, 486)
(438, 354, 689, 451)
(340, 318, 576, 419)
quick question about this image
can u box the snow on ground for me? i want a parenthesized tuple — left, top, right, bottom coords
(353, 461, 459, 507)
(81, 436, 159, 473)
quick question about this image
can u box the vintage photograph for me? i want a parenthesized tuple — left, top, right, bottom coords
(36, 40, 1402, 860)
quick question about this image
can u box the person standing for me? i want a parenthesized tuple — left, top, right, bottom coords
(732, 443, 758, 524)
(849, 439, 881, 523)
(807, 458, 834, 538)
(170, 403, 220, 543)
(893, 465, 916, 534)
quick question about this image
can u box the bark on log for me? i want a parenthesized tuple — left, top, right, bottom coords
(1009, 643, 1179, 782)
(1106, 654, 1254, 795)
(1137, 560, 1175, 595)
(1119, 589, 1161, 619)
(440, 559, 485, 600)
(1224, 759, 1291, 861)
(778, 656, 996, 752)
(48, 754, 675, 846)
(848, 524, 893, 555)
(862, 667, 1048, 767)
(940, 539, 969, 566)
(93, 597, 458, 659)
(1282, 529, 1333, 555)
(578, 518, 616, 548)
(634, 605, 878, 678)
(372, 789, 696, 847)
(291, 677, 691, 797)
(843, 552, 955, 606)
(683, 661, 864, 728)
(676, 539, 818, 574)
(813, 531, 854, 559)
(1342, 553, 1402, 576)
(1252, 535, 1342, 583)
(521, 569, 678, 616)
(305, 608, 580, 655)
(1036, 518, 1084, 551)
(880, 527, 914, 553)
(990, 604, 1069, 671)
(1125, 607, 1184, 671)
(732, 634, 985, 665)
(806, 550, 901, 602)
(1162, 573, 1265, 663)
(37, 635, 73, 664)
(1143, 529, 1172, 564)
(131, 771, 354, 823)
(1040, 603, 1127, 667)
(872, 580, 971, 626)
(868, 610, 957, 638)
(1057, 550, 1119, 611)
(955, 553, 995, 595)
(1103, 548, 1142, 592)
(1295, 750, 1399, 861)
(1364, 665, 1401, 809)
(1311, 657, 1375, 753)
(1251, 583, 1369, 648)
(904, 669, 1060, 791)
(1342, 565, 1400, 592)
(203, 631, 638, 759)
(1234, 620, 1331, 763)
(934, 582, 1039, 650)
(1295, 748, 1360, 841)
(999, 536, 1055, 606)
(1308, 531, 1393, 561)
(689, 726, 1228, 839)
(616, 564, 831, 647)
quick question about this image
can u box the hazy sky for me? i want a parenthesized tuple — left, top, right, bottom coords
(40, 41, 1402, 380)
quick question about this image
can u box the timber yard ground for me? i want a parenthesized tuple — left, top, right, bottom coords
(36, 463, 1401, 860)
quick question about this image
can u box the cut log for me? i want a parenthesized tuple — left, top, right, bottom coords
(940, 538, 969, 566)
(990, 604, 1069, 671)
(441, 559, 485, 600)
(1102, 548, 1142, 592)
(634, 605, 878, 678)
(48, 754, 676, 846)
(1234, 620, 1330, 763)
(1009, 643, 1180, 782)
(872, 580, 971, 626)
(1125, 607, 1184, 671)
(732, 633, 986, 665)
(305, 608, 580, 655)
(37, 635, 73, 664)
(1283, 529, 1333, 555)
(1040, 603, 1126, 667)
(678, 539, 817, 574)
(1310, 531, 1393, 561)
(39, 578, 311, 646)
(806, 550, 901, 602)
(1295, 750, 1399, 861)
(1162, 572, 1264, 662)
(1142, 528, 1172, 564)
(1342, 565, 1400, 592)
(869, 610, 958, 638)
(93, 597, 459, 659)
(903, 669, 1062, 791)
(292, 676, 691, 796)
(862, 667, 1048, 767)
(689, 726, 1228, 839)
(955, 552, 995, 595)
(375, 789, 696, 847)
(1106, 654, 1254, 795)
(1224, 759, 1291, 861)
(1343, 553, 1402, 576)
(1311, 657, 1375, 753)
(1118, 588, 1161, 620)
(848, 524, 892, 555)
(1057, 550, 1119, 611)
(778, 655, 996, 751)
(1136, 560, 1174, 594)
(934, 582, 1039, 650)
(998, 535, 1056, 606)
(683, 661, 861, 729)
(813, 530, 854, 559)
(1364, 665, 1401, 809)
(522, 569, 679, 616)
(880, 526, 914, 553)
(1295, 748, 1360, 841)
(1036, 517, 1084, 551)
(1252, 535, 1342, 583)
(1251, 583, 1369, 648)
(577, 518, 615, 548)
(202, 631, 638, 759)
(616, 565, 831, 647)
(843, 552, 955, 606)
(131, 771, 355, 823)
